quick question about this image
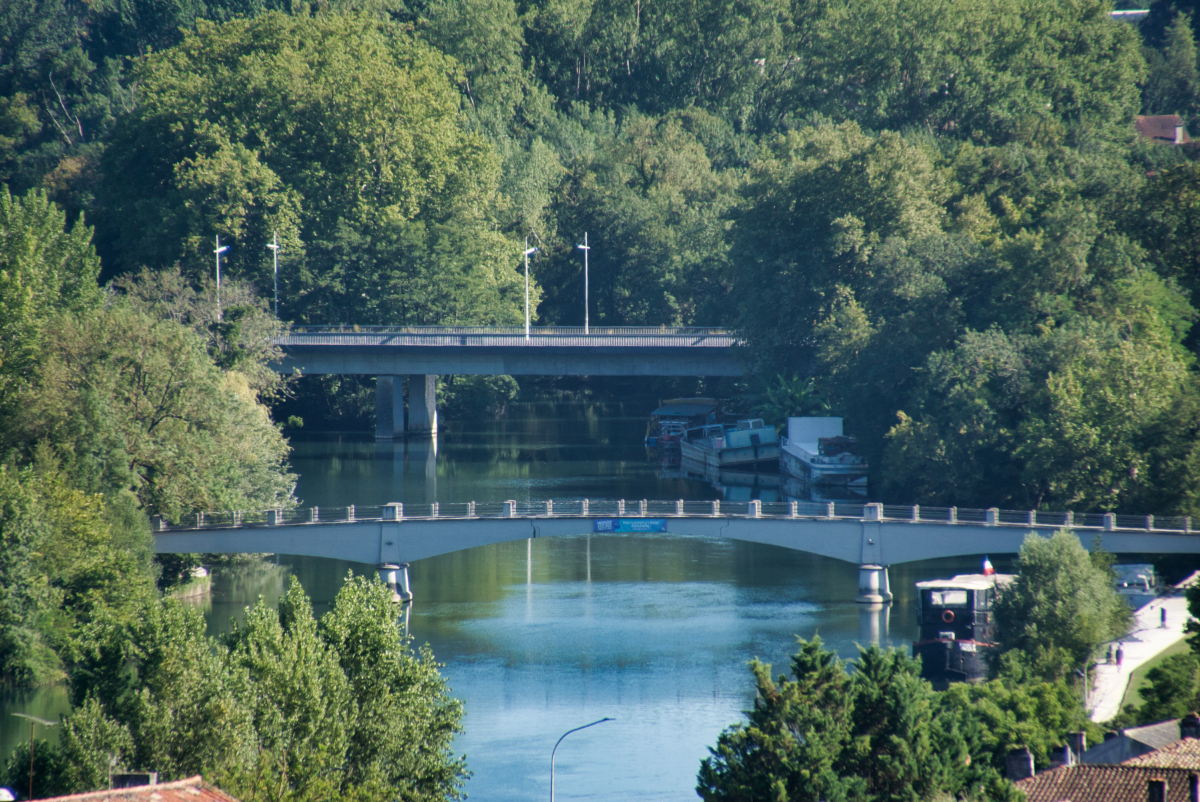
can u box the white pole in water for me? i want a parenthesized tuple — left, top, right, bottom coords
(267, 231, 281, 317)
(576, 232, 590, 334)
(550, 717, 613, 802)
(214, 235, 230, 320)
(524, 236, 537, 340)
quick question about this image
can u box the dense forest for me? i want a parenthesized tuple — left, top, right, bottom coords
(7, 0, 1200, 513)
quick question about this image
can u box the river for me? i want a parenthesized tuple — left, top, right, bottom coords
(2, 400, 1005, 800)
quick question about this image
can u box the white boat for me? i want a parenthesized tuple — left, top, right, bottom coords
(680, 418, 780, 473)
(780, 417, 867, 490)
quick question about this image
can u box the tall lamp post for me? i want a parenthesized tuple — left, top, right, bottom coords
(576, 233, 590, 334)
(267, 231, 281, 318)
(13, 713, 57, 801)
(524, 236, 537, 341)
(550, 716, 612, 802)
(214, 235, 230, 321)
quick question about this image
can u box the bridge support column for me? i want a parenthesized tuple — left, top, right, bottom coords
(855, 564, 892, 604)
(375, 376, 405, 440)
(859, 601, 891, 645)
(378, 563, 413, 603)
(407, 375, 437, 436)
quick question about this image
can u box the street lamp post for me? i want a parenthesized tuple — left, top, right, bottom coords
(576, 233, 590, 334)
(550, 716, 613, 802)
(524, 236, 537, 341)
(267, 231, 281, 318)
(13, 713, 56, 801)
(214, 235, 230, 321)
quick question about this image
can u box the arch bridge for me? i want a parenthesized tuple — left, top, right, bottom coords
(153, 499, 1200, 605)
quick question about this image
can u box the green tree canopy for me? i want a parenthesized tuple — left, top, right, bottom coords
(95, 10, 524, 325)
(12, 575, 467, 801)
(993, 530, 1132, 680)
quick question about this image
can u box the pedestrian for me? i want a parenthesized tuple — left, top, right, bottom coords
(1107, 644, 1114, 664)
(1162, 607, 1168, 628)
(1116, 643, 1124, 670)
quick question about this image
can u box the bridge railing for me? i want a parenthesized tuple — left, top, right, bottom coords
(286, 325, 735, 337)
(153, 499, 1196, 535)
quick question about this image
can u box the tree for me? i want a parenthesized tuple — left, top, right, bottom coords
(993, 530, 1132, 680)
(697, 637, 857, 802)
(0, 186, 101, 421)
(25, 575, 468, 801)
(95, 11, 523, 327)
(14, 303, 296, 522)
(1143, 13, 1200, 125)
(698, 638, 1024, 801)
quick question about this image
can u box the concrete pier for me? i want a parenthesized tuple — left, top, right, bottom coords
(407, 375, 437, 436)
(377, 562, 413, 603)
(856, 564, 892, 604)
(375, 376, 405, 440)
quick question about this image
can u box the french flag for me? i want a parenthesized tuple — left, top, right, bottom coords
(982, 556, 995, 576)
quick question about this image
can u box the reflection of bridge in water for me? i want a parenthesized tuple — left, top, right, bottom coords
(153, 499, 1200, 606)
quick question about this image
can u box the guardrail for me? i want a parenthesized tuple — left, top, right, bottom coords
(151, 500, 1195, 535)
(287, 326, 735, 336)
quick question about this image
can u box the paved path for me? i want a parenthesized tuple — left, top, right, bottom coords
(1090, 584, 1195, 723)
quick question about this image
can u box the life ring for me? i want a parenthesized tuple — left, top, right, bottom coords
(942, 610, 955, 624)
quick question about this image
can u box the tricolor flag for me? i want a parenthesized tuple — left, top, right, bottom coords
(982, 556, 995, 576)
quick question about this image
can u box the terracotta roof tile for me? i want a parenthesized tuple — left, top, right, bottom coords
(35, 776, 241, 802)
(1124, 738, 1200, 769)
(1016, 765, 1199, 802)
(1136, 115, 1192, 144)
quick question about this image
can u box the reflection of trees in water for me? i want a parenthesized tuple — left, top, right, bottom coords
(204, 558, 290, 638)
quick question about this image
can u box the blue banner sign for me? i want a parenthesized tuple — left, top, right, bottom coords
(593, 518, 669, 533)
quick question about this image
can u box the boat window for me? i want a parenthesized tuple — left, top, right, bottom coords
(927, 590, 968, 606)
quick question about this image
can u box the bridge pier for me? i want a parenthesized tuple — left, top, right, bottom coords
(375, 376, 405, 440)
(855, 564, 892, 604)
(378, 562, 413, 603)
(407, 375, 437, 436)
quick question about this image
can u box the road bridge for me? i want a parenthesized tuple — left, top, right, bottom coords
(152, 499, 1198, 605)
(274, 326, 742, 439)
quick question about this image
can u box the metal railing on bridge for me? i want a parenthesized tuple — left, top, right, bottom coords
(287, 325, 735, 337)
(153, 500, 1196, 536)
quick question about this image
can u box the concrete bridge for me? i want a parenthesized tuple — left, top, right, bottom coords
(274, 326, 742, 439)
(153, 499, 1199, 605)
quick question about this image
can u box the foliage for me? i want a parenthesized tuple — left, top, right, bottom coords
(11, 302, 295, 522)
(22, 575, 467, 801)
(0, 462, 154, 689)
(697, 637, 1025, 802)
(0, 186, 101, 421)
(992, 530, 1132, 680)
(95, 11, 523, 327)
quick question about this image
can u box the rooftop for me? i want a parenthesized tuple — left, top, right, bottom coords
(1016, 765, 1200, 802)
(34, 777, 241, 802)
(1124, 738, 1200, 769)
(915, 573, 1016, 591)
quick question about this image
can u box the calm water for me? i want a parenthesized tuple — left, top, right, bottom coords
(2, 400, 1005, 799)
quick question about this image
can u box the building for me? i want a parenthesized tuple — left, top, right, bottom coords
(1136, 115, 1193, 145)
(1012, 715, 1200, 801)
(1083, 715, 1200, 765)
(1016, 765, 1200, 802)
(32, 776, 241, 802)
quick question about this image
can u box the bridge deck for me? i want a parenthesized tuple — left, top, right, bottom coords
(152, 500, 1200, 567)
(275, 326, 744, 376)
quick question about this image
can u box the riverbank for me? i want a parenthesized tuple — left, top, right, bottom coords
(1089, 575, 1197, 723)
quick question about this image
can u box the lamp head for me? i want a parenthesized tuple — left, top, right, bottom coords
(215, 245, 230, 255)
(524, 247, 537, 256)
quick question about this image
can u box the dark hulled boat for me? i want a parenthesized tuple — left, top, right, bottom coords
(912, 572, 1014, 688)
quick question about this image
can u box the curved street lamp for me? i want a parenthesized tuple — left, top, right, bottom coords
(12, 713, 56, 801)
(524, 235, 538, 340)
(550, 716, 613, 801)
